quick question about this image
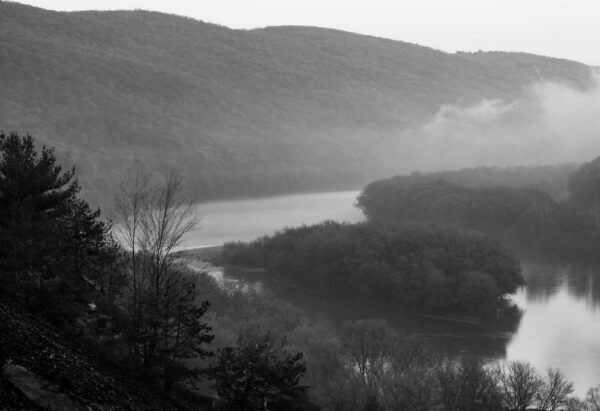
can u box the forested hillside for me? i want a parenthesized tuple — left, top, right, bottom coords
(357, 166, 600, 260)
(362, 164, 579, 202)
(0, 2, 594, 203)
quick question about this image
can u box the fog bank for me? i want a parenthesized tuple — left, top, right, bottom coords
(396, 71, 600, 172)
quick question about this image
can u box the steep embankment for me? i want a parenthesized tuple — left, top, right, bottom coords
(0, 299, 206, 410)
(0, 2, 593, 203)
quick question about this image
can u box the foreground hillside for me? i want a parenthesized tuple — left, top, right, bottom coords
(0, 2, 594, 203)
(0, 299, 207, 410)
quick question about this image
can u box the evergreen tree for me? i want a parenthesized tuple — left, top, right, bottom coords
(212, 333, 309, 411)
(0, 132, 118, 313)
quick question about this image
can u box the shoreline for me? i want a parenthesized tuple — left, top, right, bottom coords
(176, 245, 223, 261)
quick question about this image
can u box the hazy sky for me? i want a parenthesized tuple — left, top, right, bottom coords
(12, 0, 600, 66)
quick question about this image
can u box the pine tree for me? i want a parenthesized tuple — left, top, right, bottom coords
(212, 333, 309, 411)
(0, 132, 118, 313)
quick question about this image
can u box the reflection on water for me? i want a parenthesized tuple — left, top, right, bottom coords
(507, 262, 600, 395)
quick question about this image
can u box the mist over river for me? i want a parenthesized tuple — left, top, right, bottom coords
(185, 191, 600, 395)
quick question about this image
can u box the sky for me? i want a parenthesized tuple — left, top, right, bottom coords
(11, 0, 600, 66)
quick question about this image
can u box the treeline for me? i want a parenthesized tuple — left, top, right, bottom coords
(388, 164, 578, 200)
(357, 166, 600, 260)
(221, 221, 523, 316)
(309, 319, 589, 411)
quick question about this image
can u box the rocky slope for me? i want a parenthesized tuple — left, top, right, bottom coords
(0, 299, 208, 410)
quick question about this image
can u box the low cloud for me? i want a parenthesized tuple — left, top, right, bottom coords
(396, 71, 600, 172)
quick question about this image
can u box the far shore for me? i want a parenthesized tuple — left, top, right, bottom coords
(176, 246, 224, 265)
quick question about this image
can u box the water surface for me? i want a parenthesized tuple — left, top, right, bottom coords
(508, 263, 600, 395)
(182, 190, 364, 248)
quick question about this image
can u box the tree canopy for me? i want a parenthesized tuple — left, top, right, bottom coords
(221, 221, 523, 315)
(358, 177, 600, 260)
(568, 156, 600, 230)
(211, 333, 310, 411)
(0, 131, 118, 318)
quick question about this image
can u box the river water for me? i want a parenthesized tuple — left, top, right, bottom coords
(184, 190, 600, 395)
(181, 190, 365, 249)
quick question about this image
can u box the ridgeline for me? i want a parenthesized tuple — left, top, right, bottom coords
(0, 1, 594, 204)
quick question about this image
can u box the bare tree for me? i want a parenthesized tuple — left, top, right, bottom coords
(338, 320, 441, 411)
(113, 165, 211, 390)
(536, 368, 574, 411)
(586, 385, 600, 411)
(114, 160, 151, 335)
(437, 359, 502, 411)
(340, 319, 397, 391)
(493, 361, 544, 411)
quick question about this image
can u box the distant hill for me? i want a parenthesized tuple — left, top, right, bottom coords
(0, 2, 594, 204)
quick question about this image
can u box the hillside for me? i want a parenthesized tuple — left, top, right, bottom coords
(0, 299, 208, 410)
(0, 2, 594, 204)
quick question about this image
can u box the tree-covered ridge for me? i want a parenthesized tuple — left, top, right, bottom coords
(0, 2, 594, 204)
(221, 222, 523, 315)
(0, 132, 120, 319)
(357, 176, 600, 260)
(371, 164, 578, 200)
(568, 156, 600, 229)
(358, 179, 559, 232)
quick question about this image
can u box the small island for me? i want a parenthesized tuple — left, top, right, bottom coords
(221, 221, 523, 317)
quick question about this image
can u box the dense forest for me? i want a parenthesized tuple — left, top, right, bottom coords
(221, 221, 523, 316)
(379, 164, 578, 200)
(0, 2, 595, 204)
(357, 164, 600, 260)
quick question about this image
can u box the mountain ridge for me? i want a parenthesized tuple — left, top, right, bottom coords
(0, 1, 594, 204)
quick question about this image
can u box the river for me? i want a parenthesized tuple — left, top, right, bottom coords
(184, 190, 600, 395)
(181, 190, 365, 249)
